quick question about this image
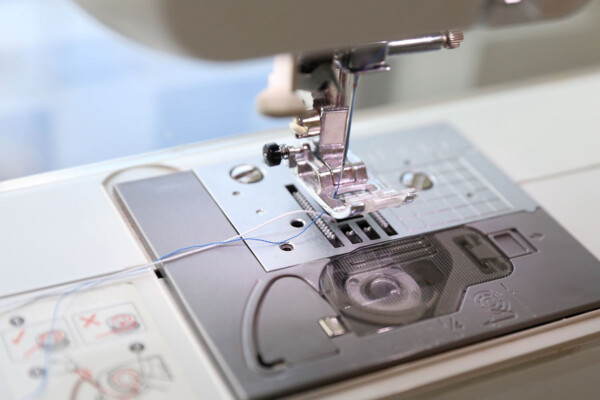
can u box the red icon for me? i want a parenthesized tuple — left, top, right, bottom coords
(11, 329, 25, 345)
(36, 329, 69, 351)
(22, 329, 69, 359)
(79, 313, 101, 329)
(109, 368, 142, 395)
(107, 314, 139, 333)
(72, 304, 143, 344)
(96, 313, 139, 339)
(2, 320, 73, 362)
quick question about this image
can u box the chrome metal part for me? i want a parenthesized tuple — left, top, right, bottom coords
(262, 31, 464, 219)
(229, 164, 264, 184)
(335, 44, 390, 73)
(290, 135, 418, 219)
(401, 171, 435, 190)
(387, 30, 464, 54)
(196, 125, 538, 272)
(289, 188, 341, 246)
(370, 211, 397, 236)
(285, 144, 310, 160)
(291, 113, 322, 138)
(279, 242, 294, 252)
(271, 101, 419, 219)
(443, 30, 464, 49)
(334, 30, 464, 72)
(318, 317, 346, 337)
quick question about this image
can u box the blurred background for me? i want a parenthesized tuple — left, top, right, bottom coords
(1, 0, 600, 181)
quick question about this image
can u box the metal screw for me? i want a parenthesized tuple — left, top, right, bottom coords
(279, 243, 294, 252)
(443, 30, 464, 49)
(401, 171, 434, 190)
(229, 164, 264, 184)
(29, 367, 45, 379)
(129, 342, 145, 354)
(9, 316, 24, 327)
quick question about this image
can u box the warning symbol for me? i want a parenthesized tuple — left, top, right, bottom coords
(79, 313, 100, 329)
(72, 303, 144, 345)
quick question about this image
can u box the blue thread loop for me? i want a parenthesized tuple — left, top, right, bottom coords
(26, 210, 325, 399)
(157, 210, 325, 261)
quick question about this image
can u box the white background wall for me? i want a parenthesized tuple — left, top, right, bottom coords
(357, 1, 600, 108)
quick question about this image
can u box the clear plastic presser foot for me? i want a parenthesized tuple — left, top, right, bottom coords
(292, 151, 418, 219)
(262, 106, 418, 219)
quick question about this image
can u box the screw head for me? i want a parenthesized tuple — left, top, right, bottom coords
(129, 342, 145, 354)
(401, 171, 434, 190)
(229, 164, 264, 184)
(29, 367, 45, 379)
(9, 316, 24, 327)
(443, 30, 464, 49)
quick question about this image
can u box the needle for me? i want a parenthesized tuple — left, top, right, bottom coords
(334, 73, 360, 199)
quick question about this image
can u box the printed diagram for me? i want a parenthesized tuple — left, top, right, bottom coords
(70, 356, 172, 400)
(0, 291, 197, 399)
(73, 303, 144, 344)
(1, 319, 73, 362)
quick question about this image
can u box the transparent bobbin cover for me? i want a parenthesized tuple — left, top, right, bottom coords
(320, 227, 513, 335)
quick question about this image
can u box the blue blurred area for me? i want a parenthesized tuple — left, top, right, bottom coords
(0, 0, 286, 180)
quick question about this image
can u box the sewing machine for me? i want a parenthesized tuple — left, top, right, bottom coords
(1, 1, 600, 399)
(71, 0, 592, 219)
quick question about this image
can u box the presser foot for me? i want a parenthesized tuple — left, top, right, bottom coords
(296, 175, 417, 219)
(294, 156, 417, 219)
(263, 142, 417, 219)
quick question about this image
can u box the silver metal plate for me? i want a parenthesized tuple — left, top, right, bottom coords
(194, 124, 536, 272)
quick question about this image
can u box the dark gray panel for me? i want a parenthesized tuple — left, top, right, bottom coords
(116, 172, 265, 399)
(256, 277, 339, 365)
(116, 171, 600, 400)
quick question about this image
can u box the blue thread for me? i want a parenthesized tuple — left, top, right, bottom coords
(157, 211, 325, 261)
(333, 74, 360, 200)
(26, 210, 325, 398)
(24, 281, 94, 399)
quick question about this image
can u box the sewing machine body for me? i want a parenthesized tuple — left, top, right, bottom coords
(1, 70, 599, 399)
